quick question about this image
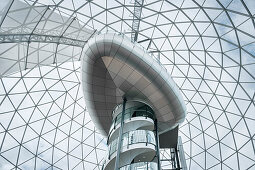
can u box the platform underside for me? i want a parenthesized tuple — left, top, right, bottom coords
(81, 33, 186, 136)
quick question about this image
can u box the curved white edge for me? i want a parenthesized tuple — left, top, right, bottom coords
(108, 116, 155, 143)
(81, 33, 187, 136)
(104, 143, 156, 170)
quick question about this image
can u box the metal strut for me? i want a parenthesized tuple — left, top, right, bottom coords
(175, 147, 181, 169)
(114, 97, 127, 170)
(131, 0, 144, 42)
(155, 119, 161, 170)
(0, 33, 88, 47)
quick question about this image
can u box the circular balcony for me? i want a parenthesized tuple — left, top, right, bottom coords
(108, 105, 155, 143)
(120, 162, 158, 170)
(104, 130, 156, 170)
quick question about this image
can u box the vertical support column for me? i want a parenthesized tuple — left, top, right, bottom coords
(175, 147, 180, 169)
(155, 119, 161, 170)
(114, 97, 127, 170)
(178, 137, 187, 170)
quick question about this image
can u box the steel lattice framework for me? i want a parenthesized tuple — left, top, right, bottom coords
(0, 33, 90, 47)
(0, 0, 254, 170)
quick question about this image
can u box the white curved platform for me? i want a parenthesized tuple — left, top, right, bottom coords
(81, 33, 186, 136)
(108, 116, 154, 144)
(119, 162, 158, 170)
(104, 143, 156, 170)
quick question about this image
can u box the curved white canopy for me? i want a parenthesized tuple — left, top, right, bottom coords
(81, 33, 186, 136)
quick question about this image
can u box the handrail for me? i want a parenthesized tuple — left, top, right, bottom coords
(109, 106, 155, 137)
(107, 130, 156, 159)
(119, 162, 158, 170)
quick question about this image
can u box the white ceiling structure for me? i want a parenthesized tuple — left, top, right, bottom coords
(0, 0, 254, 170)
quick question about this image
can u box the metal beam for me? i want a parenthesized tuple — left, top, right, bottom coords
(25, 6, 49, 70)
(178, 137, 187, 170)
(155, 119, 162, 170)
(53, 17, 77, 64)
(175, 147, 180, 169)
(0, 33, 88, 47)
(131, 0, 144, 42)
(114, 97, 127, 170)
(0, 0, 14, 27)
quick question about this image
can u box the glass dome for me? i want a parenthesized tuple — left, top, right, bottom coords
(0, 0, 254, 169)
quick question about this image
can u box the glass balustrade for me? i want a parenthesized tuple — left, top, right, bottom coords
(119, 162, 158, 170)
(109, 105, 155, 135)
(108, 130, 156, 158)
